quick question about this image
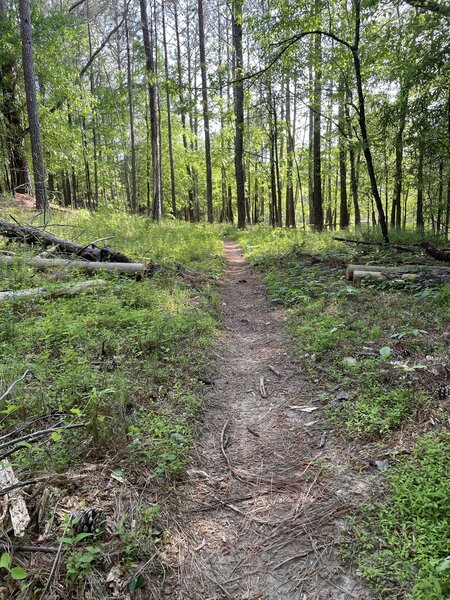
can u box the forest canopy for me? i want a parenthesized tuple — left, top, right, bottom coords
(0, 0, 449, 239)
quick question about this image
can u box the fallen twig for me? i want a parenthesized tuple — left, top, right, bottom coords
(0, 544, 60, 553)
(220, 422, 247, 485)
(246, 425, 260, 438)
(259, 375, 267, 398)
(0, 370, 32, 403)
(268, 365, 281, 377)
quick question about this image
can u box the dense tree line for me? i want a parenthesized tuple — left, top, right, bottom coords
(0, 0, 449, 238)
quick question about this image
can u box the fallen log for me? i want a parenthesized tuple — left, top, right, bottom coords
(0, 255, 215, 284)
(420, 242, 450, 263)
(346, 263, 450, 281)
(0, 219, 133, 262)
(352, 270, 449, 284)
(332, 236, 418, 253)
(0, 255, 146, 274)
(0, 279, 106, 303)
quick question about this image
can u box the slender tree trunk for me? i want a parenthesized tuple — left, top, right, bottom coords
(232, 0, 246, 229)
(437, 161, 443, 233)
(139, 0, 162, 220)
(174, 1, 195, 219)
(308, 37, 314, 225)
(352, 0, 388, 241)
(161, 0, 176, 216)
(197, 0, 214, 222)
(344, 93, 360, 227)
(416, 142, 424, 231)
(312, 0, 323, 230)
(338, 78, 349, 228)
(125, 4, 138, 213)
(391, 91, 407, 229)
(19, 0, 47, 210)
(86, 15, 99, 210)
(285, 80, 295, 228)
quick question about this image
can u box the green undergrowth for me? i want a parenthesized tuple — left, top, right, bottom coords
(350, 433, 450, 598)
(0, 207, 224, 594)
(0, 208, 223, 476)
(236, 226, 450, 598)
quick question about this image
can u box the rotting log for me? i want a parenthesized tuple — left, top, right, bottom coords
(421, 242, 450, 263)
(353, 270, 420, 283)
(0, 219, 133, 262)
(346, 263, 450, 281)
(0, 279, 107, 303)
(0, 255, 146, 274)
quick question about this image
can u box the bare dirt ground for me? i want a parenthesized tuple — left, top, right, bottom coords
(162, 240, 373, 600)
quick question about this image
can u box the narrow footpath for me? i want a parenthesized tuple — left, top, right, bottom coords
(165, 240, 372, 600)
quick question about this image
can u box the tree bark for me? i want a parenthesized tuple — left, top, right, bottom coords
(232, 0, 246, 229)
(285, 80, 296, 228)
(416, 142, 424, 231)
(391, 90, 408, 228)
(125, 4, 138, 213)
(161, 0, 176, 217)
(352, 0, 388, 241)
(338, 78, 349, 228)
(139, 0, 162, 220)
(197, 0, 214, 222)
(18, 0, 47, 210)
(312, 0, 323, 230)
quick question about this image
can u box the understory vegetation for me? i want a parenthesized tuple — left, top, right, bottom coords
(0, 205, 223, 596)
(236, 227, 450, 598)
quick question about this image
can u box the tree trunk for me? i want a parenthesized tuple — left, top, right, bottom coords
(416, 142, 424, 231)
(352, 0, 388, 241)
(391, 90, 408, 229)
(18, 0, 47, 210)
(338, 78, 349, 228)
(232, 0, 246, 229)
(197, 0, 214, 222)
(174, 0, 195, 219)
(285, 80, 295, 228)
(312, 0, 323, 230)
(125, 4, 138, 213)
(0, 0, 29, 195)
(139, 0, 162, 220)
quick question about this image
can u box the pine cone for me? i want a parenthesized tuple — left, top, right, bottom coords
(436, 385, 450, 400)
(70, 508, 106, 534)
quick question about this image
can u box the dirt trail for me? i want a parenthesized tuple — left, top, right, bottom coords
(165, 240, 372, 599)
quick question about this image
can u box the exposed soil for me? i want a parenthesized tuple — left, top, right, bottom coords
(162, 240, 373, 599)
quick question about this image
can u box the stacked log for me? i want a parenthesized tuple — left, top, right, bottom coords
(346, 264, 450, 284)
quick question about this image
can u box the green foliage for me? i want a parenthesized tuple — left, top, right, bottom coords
(0, 552, 28, 581)
(351, 434, 450, 598)
(0, 211, 222, 477)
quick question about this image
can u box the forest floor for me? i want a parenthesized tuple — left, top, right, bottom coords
(0, 204, 448, 598)
(161, 239, 373, 599)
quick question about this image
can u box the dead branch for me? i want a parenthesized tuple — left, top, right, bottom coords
(0, 279, 107, 303)
(0, 544, 60, 553)
(0, 369, 32, 403)
(220, 422, 248, 485)
(0, 219, 133, 262)
(268, 365, 281, 377)
(333, 236, 418, 253)
(0, 478, 42, 496)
